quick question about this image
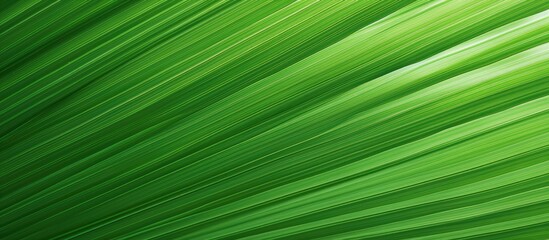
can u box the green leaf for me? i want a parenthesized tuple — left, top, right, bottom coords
(0, 0, 548, 239)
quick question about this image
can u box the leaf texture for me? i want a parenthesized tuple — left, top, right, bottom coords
(0, 0, 548, 239)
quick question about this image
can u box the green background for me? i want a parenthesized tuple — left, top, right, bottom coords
(1, 0, 548, 239)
